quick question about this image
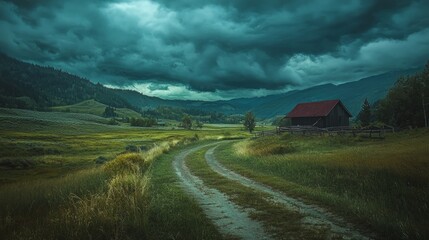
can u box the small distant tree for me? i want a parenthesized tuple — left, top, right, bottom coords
(358, 98, 371, 127)
(107, 118, 119, 125)
(182, 115, 192, 129)
(195, 119, 203, 129)
(102, 106, 117, 118)
(243, 112, 256, 133)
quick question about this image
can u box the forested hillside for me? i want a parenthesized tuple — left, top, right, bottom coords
(0, 54, 132, 110)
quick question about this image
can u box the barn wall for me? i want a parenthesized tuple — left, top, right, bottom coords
(325, 104, 350, 127)
(291, 117, 325, 127)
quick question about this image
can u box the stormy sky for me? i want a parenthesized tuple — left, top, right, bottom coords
(1, 0, 429, 100)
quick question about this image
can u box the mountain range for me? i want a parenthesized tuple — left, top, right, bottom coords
(0, 53, 421, 120)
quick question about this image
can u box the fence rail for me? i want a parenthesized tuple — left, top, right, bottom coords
(254, 125, 395, 138)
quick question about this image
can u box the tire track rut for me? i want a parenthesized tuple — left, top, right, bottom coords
(173, 143, 272, 240)
(205, 144, 371, 240)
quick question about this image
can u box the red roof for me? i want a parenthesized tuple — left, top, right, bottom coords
(286, 100, 351, 118)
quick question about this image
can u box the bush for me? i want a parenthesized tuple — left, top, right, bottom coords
(28, 146, 61, 155)
(94, 156, 108, 164)
(102, 106, 117, 118)
(125, 145, 139, 152)
(0, 159, 37, 169)
(140, 145, 149, 152)
(107, 118, 119, 125)
(130, 117, 156, 127)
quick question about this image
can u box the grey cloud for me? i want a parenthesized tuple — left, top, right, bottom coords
(1, 0, 428, 100)
(147, 83, 169, 91)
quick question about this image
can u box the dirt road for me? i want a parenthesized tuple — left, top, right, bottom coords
(174, 142, 371, 239)
(205, 144, 371, 240)
(173, 143, 272, 240)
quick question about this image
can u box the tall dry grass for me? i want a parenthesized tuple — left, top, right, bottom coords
(0, 139, 183, 240)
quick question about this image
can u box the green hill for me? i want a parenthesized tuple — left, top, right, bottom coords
(0, 53, 133, 110)
(51, 99, 141, 119)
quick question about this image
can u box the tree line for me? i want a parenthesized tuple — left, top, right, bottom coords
(358, 62, 429, 128)
(142, 106, 242, 124)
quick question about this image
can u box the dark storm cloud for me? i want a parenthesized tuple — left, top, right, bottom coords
(1, 0, 429, 99)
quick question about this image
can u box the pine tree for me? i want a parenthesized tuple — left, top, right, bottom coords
(359, 98, 371, 127)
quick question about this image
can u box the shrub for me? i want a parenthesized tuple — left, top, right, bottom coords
(94, 156, 108, 164)
(107, 118, 119, 125)
(102, 106, 117, 118)
(0, 159, 37, 169)
(28, 147, 61, 155)
(140, 145, 149, 152)
(130, 117, 156, 127)
(125, 145, 139, 152)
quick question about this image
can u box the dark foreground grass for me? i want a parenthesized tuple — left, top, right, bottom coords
(143, 141, 223, 240)
(186, 146, 333, 240)
(0, 168, 110, 239)
(215, 130, 429, 239)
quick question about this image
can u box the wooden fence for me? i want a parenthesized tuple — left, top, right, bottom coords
(254, 125, 395, 138)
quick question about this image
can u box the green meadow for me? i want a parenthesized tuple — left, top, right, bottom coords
(1, 107, 428, 239)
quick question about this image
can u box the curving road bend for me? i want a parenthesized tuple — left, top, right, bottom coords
(173, 143, 272, 240)
(205, 144, 371, 240)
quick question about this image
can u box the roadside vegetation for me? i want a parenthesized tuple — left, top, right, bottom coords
(215, 131, 429, 239)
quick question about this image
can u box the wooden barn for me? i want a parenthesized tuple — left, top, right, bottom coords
(286, 100, 352, 128)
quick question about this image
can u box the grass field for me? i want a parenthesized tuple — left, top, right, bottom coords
(214, 131, 429, 239)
